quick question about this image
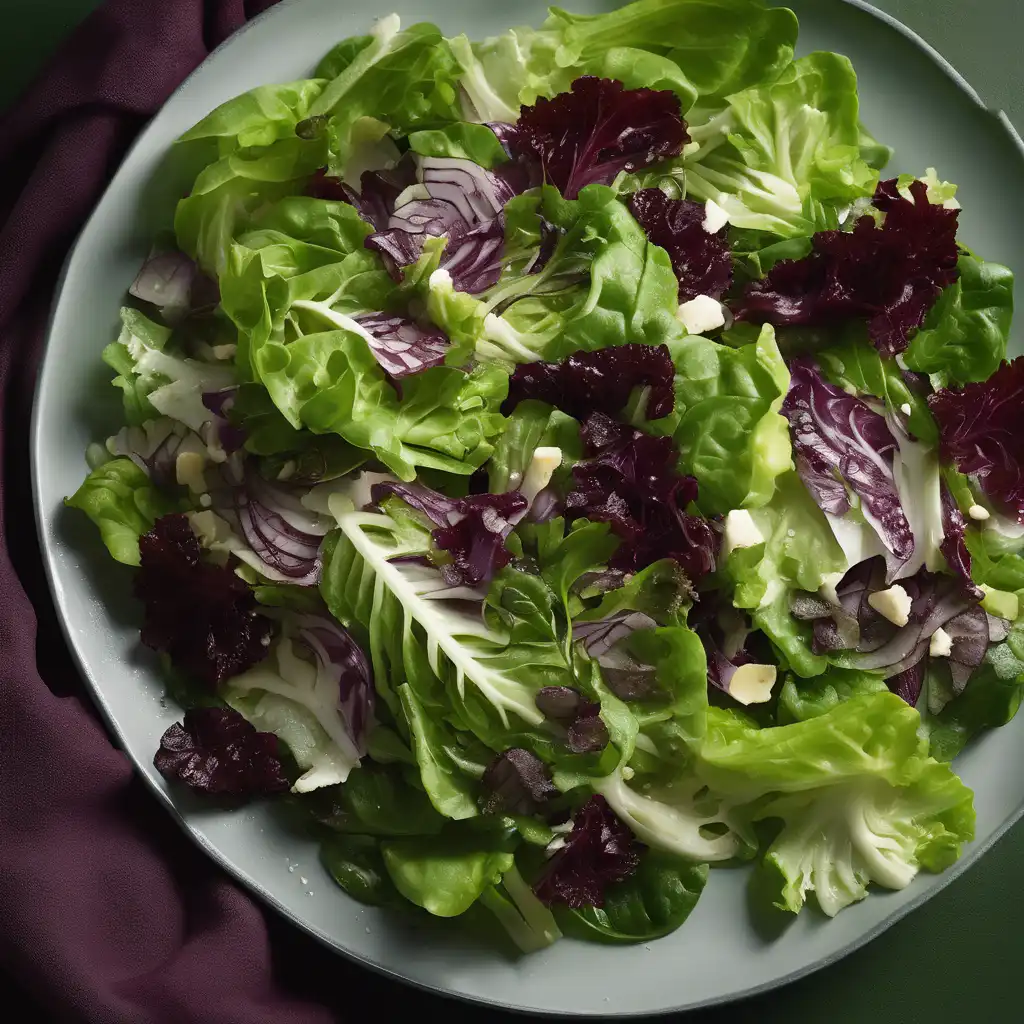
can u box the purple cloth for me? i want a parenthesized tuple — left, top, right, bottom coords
(0, 3, 489, 1021)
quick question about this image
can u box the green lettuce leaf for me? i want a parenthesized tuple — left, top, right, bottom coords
(559, 850, 707, 943)
(684, 52, 879, 237)
(452, 0, 797, 122)
(777, 668, 888, 725)
(487, 400, 581, 493)
(309, 17, 462, 176)
(903, 254, 1014, 386)
(102, 308, 235, 431)
(408, 122, 509, 168)
(761, 759, 974, 916)
(65, 458, 174, 566)
(725, 471, 847, 677)
(650, 324, 792, 514)
(817, 330, 938, 445)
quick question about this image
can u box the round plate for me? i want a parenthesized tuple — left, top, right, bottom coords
(31, 0, 1024, 1016)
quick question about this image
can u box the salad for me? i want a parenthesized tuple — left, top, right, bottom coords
(66, 0, 1023, 951)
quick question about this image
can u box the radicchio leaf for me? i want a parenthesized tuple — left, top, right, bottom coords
(736, 179, 960, 357)
(943, 605, 990, 693)
(293, 614, 375, 755)
(689, 598, 757, 694)
(939, 480, 975, 586)
(930, 357, 1024, 523)
(793, 556, 983, 688)
(533, 795, 640, 908)
(566, 414, 718, 581)
(129, 250, 218, 323)
(366, 156, 519, 293)
(154, 707, 289, 799)
(886, 661, 926, 705)
(224, 468, 332, 586)
(512, 77, 689, 200)
(627, 190, 732, 301)
(783, 361, 913, 569)
(136, 515, 274, 687)
(503, 343, 675, 422)
(371, 481, 527, 588)
(572, 612, 661, 702)
(353, 313, 450, 379)
(308, 162, 417, 231)
(482, 748, 558, 815)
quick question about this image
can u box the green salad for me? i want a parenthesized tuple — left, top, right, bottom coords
(68, 0, 1024, 950)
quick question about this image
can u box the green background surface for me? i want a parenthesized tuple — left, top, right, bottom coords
(2, 1, 1021, 1021)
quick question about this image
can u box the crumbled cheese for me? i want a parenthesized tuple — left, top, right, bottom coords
(722, 509, 763, 558)
(819, 571, 846, 606)
(929, 627, 953, 658)
(702, 198, 729, 234)
(621, 766, 635, 781)
(520, 447, 562, 505)
(968, 504, 990, 521)
(175, 451, 207, 494)
(677, 294, 725, 335)
(211, 344, 237, 361)
(900, 402, 912, 416)
(728, 664, 777, 705)
(428, 267, 453, 291)
(867, 584, 912, 627)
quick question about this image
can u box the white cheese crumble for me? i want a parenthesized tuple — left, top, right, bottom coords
(968, 504, 991, 521)
(729, 664, 777, 705)
(867, 584, 913, 627)
(520, 447, 562, 506)
(929, 627, 953, 658)
(702, 198, 729, 234)
(175, 451, 207, 494)
(722, 509, 763, 558)
(900, 402, 912, 416)
(677, 294, 725, 335)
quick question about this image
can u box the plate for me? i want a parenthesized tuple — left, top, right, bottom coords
(31, 0, 1024, 1015)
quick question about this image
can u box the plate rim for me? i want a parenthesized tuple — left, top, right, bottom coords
(27, 0, 1024, 1016)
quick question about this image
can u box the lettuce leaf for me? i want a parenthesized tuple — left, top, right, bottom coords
(452, 0, 797, 122)
(904, 254, 1014, 386)
(65, 458, 175, 566)
(651, 324, 792, 514)
(684, 52, 879, 236)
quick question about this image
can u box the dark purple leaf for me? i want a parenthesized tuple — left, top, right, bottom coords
(783, 361, 913, 570)
(481, 748, 558, 815)
(512, 77, 688, 200)
(202, 389, 247, 454)
(533, 794, 640, 908)
(353, 313, 450, 379)
(229, 469, 330, 586)
(504, 343, 675, 422)
(372, 481, 527, 589)
(887, 661, 925, 705)
(293, 614, 375, 755)
(689, 599, 757, 694)
(939, 480, 975, 586)
(154, 707, 289, 800)
(365, 155, 520, 292)
(944, 605, 990, 693)
(627, 190, 732, 301)
(307, 163, 417, 232)
(930, 357, 1024, 523)
(566, 413, 718, 580)
(136, 515, 274, 687)
(129, 250, 205, 323)
(736, 179, 960, 357)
